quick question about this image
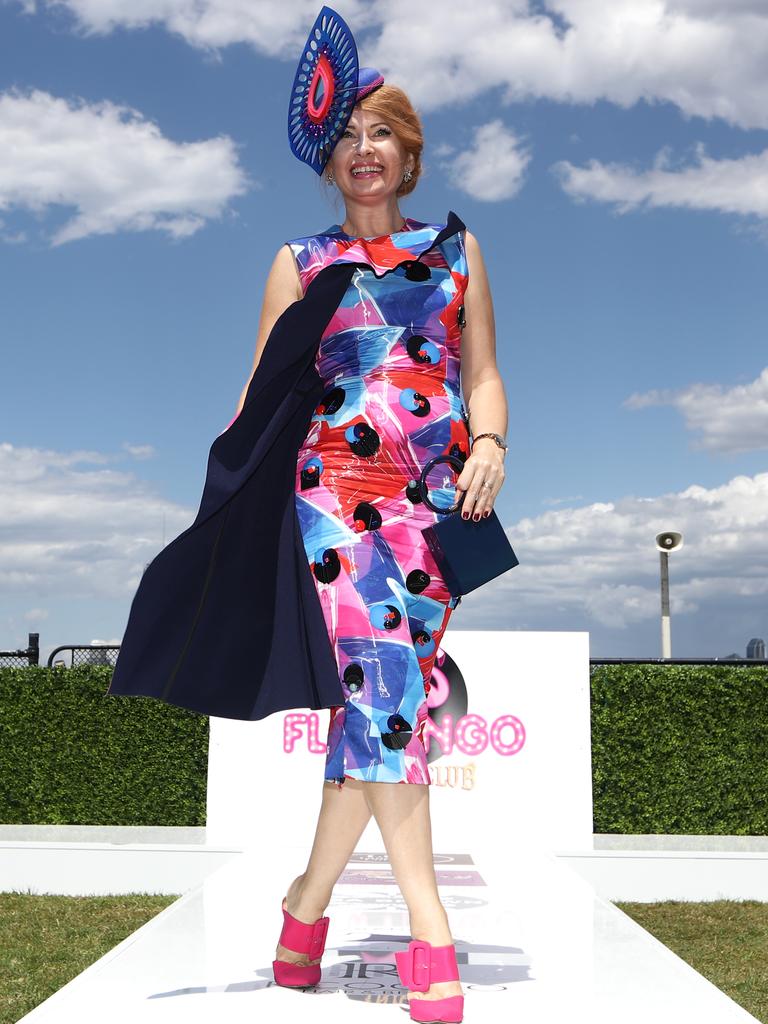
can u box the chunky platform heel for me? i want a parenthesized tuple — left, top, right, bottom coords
(271, 896, 330, 988)
(395, 939, 464, 1022)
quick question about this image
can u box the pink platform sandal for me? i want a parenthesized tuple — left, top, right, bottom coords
(271, 896, 330, 988)
(395, 939, 464, 1022)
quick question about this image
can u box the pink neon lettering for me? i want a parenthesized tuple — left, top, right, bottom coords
(422, 712, 454, 755)
(307, 712, 325, 753)
(490, 715, 526, 755)
(283, 711, 526, 756)
(283, 713, 308, 753)
(454, 714, 489, 755)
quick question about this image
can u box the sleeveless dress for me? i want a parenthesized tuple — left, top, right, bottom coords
(287, 214, 471, 788)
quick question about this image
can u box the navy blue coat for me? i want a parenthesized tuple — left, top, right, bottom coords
(107, 212, 465, 720)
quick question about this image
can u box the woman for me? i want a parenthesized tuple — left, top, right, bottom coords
(260, 13, 508, 1023)
(107, 8, 508, 1022)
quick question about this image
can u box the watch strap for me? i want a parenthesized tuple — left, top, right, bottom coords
(472, 431, 507, 450)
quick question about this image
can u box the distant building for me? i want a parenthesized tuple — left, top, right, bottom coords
(746, 638, 765, 659)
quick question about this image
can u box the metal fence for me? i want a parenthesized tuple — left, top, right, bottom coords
(46, 645, 121, 669)
(590, 657, 768, 667)
(1, 635, 766, 671)
(0, 633, 39, 668)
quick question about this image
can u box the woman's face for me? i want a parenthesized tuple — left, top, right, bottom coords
(328, 105, 413, 200)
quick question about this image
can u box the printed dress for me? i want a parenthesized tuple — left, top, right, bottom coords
(287, 214, 471, 788)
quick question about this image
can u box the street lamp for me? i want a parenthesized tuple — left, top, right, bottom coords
(655, 531, 683, 658)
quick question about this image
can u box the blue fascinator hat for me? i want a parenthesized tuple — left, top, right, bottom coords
(287, 5, 385, 175)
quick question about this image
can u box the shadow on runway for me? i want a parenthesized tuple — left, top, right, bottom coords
(146, 932, 533, 1005)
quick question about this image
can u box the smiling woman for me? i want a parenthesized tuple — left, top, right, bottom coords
(265, 13, 508, 1014)
(321, 84, 423, 239)
(108, 5, 510, 1021)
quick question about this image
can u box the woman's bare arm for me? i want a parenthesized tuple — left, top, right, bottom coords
(232, 244, 304, 419)
(457, 228, 509, 518)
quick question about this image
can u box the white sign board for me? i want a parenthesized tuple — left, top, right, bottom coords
(206, 631, 592, 854)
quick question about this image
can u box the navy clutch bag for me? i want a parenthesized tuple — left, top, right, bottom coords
(419, 453, 519, 597)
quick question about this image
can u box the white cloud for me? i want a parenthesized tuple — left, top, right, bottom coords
(457, 471, 768, 631)
(372, 0, 768, 130)
(0, 440, 193, 599)
(625, 366, 768, 454)
(552, 141, 768, 221)
(16, 0, 373, 54)
(10, 2, 768, 129)
(2, 440, 766, 642)
(541, 494, 586, 506)
(122, 442, 157, 460)
(437, 119, 532, 202)
(666, 0, 768, 15)
(0, 87, 252, 246)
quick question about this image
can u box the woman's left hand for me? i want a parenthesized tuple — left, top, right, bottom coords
(455, 438, 506, 521)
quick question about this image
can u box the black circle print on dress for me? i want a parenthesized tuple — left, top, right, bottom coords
(313, 547, 341, 584)
(406, 568, 431, 594)
(449, 441, 469, 462)
(402, 260, 431, 281)
(381, 713, 413, 750)
(317, 386, 346, 416)
(343, 663, 365, 694)
(352, 501, 382, 532)
(345, 421, 380, 457)
(370, 603, 402, 631)
(300, 455, 322, 490)
(383, 605, 402, 630)
(405, 334, 440, 365)
(405, 478, 423, 505)
(399, 387, 431, 418)
(412, 627, 431, 650)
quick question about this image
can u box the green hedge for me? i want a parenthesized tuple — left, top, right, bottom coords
(591, 663, 768, 834)
(0, 667, 208, 826)
(1, 664, 766, 832)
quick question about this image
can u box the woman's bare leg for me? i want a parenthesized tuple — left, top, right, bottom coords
(276, 777, 372, 966)
(363, 781, 463, 1003)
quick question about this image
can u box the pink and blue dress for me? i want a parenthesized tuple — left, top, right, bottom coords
(287, 215, 470, 788)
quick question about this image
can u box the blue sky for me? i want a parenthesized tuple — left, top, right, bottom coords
(1, 0, 767, 662)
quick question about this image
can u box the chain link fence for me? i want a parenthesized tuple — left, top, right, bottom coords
(3, 632, 767, 671)
(46, 645, 121, 668)
(0, 633, 39, 668)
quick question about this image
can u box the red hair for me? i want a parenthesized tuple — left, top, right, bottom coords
(323, 84, 424, 198)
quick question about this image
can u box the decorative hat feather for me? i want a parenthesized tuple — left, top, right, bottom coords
(287, 5, 385, 175)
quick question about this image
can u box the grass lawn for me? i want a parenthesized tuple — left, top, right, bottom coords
(616, 900, 768, 1023)
(1, 894, 766, 1023)
(1, 892, 177, 1023)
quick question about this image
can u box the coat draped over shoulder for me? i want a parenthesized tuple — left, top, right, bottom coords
(106, 211, 466, 721)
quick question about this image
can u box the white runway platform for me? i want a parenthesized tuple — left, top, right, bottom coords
(17, 842, 759, 1024)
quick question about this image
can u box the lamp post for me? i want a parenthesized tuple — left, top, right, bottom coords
(655, 531, 683, 658)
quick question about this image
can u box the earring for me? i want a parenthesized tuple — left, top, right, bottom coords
(402, 168, 413, 182)
(326, 171, 335, 183)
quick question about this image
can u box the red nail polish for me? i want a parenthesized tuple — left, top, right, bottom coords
(483, 511, 490, 518)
